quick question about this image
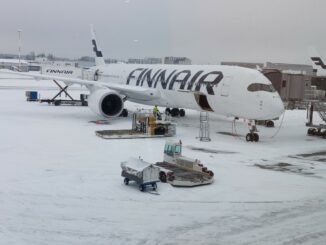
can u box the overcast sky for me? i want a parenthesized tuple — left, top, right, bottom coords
(1, 0, 326, 64)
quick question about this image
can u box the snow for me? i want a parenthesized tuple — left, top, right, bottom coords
(0, 73, 326, 244)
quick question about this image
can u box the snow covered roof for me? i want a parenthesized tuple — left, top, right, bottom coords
(0, 59, 28, 65)
(121, 157, 154, 171)
(282, 70, 307, 75)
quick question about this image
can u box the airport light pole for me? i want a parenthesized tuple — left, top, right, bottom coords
(18, 29, 22, 71)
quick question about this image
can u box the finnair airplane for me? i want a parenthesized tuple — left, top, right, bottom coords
(0, 27, 284, 141)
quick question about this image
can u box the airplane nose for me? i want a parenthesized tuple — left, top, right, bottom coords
(272, 96, 285, 118)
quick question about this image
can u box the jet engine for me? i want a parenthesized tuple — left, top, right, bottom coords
(88, 89, 124, 117)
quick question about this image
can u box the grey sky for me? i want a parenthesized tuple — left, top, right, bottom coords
(1, 0, 326, 64)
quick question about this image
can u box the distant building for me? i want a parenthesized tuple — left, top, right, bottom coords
(76, 60, 95, 68)
(104, 59, 119, 64)
(221, 61, 264, 70)
(0, 59, 29, 72)
(265, 62, 314, 77)
(163, 57, 191, 65)
(128, 57, 162, 64)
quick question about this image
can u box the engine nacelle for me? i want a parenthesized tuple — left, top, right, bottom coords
(88, 89, 124, 118)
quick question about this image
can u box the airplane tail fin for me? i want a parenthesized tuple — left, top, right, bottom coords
(308, 46, 326, 75)
(90, 25, 105, 66)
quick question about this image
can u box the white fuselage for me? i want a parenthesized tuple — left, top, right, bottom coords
(89, 64, 284, 120)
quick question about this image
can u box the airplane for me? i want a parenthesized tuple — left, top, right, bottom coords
(0, 26, 284, 142)
(308, 46, 326, 76)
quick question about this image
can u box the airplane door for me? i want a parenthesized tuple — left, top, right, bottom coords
(220, 76, 233, 97)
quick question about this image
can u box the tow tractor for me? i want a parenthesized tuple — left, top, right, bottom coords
(155, 140, 214, 187)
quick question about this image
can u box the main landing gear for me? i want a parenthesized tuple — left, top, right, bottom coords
(246, 121, 259, 142)
(165, 108, 185, 117)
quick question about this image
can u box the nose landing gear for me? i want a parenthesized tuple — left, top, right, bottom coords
(246, 121, 259, 142)
(246, 132, 259, 142)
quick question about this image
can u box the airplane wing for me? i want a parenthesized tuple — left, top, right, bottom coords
(0, 69, 160, 101)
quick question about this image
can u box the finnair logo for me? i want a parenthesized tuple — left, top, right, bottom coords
(126, 68, 224, 95)
(311, 57, 326, 69)
(46, 69, 74, 75)
(92, 40, 103, 58)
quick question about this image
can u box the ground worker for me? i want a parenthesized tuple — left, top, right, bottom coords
(153, 105, 161, 119)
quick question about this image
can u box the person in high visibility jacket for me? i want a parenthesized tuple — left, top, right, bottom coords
(153, 105, 161, 119)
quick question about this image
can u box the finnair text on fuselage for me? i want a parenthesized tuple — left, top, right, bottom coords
(126, 68, 224, 95)
(46, 69, 74, 75)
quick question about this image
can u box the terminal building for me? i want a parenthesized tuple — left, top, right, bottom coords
(163, 57, 191, 65)
(128, 57, 162, 64)
(0, 59, 30, 72)
(221, 61, 264, 70)
(127, 56, 192, 65)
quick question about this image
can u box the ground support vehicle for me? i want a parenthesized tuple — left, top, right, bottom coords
(121, 158, 160, 192)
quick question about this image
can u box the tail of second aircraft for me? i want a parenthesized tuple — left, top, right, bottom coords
(308, 46, 326, 76)
(91, 25, 106, 66)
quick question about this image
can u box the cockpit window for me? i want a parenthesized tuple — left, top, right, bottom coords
(247, 83, 276, 93)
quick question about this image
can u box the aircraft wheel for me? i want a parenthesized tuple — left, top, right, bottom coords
(159, 172, 167, 182)
(165, 108, 171, 115)
(179, 109, 185, 117)
(139, 184, 145, 192)
(171, 108, 180, 117)
(307, 128, 314, 136)
(322, 130, 326, 138)
(253, 133, 259, 142)
(246, 133, 253, 142)
(266, 120, 274, 128)
(124, 178, 129, 185)
(152, 183, 157, 191)
(311, 128, 317, 136)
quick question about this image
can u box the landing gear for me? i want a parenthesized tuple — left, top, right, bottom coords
(179, 109, 185, 117)
(171, 108, 179, 117)
(165, 108, 185, 117)
(165, 108, 171, 115)
(266, 120, 274, 128)
(246, 133, 259, 142)
(246, 120, 260, 142)
(256, 120, 275, 128)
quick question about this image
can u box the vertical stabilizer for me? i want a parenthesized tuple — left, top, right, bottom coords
(90, 25, 105, 66)
(308, 46, 326, 76)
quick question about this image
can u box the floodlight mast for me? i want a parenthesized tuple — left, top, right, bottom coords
(18, 29, 22, 71)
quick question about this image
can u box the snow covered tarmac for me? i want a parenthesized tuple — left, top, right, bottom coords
(1, 77, 326, 244)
